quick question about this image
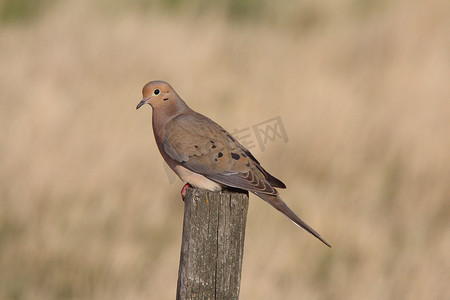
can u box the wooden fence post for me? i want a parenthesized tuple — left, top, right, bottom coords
(176, 187, 249, 300)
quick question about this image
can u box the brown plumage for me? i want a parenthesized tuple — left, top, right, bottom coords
(136, 80, 330, 247)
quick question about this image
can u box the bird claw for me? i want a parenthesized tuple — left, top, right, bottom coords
(181, 183, 192, 201)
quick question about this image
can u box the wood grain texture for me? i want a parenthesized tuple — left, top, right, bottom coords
(176, 188, 249, 300)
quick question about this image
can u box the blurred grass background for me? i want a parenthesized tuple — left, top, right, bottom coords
(0, 0, 449, 299)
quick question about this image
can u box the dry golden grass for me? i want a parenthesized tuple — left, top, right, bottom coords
(0, 0, 449, 299)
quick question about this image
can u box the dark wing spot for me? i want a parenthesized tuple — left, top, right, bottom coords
(231, 153, 240, 160)
(163, 98, 169, 101)
(218, 152, 223, 158)
(246, 162, 250, 167)
(194, 145, 199, 149)
(241, 152, 247, 158)
(215, 158, 218, 162)
(212, 144, 217, 149)
(210, 140, 215, 143)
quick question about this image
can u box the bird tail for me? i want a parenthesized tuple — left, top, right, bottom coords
(254, 192, 331, 247)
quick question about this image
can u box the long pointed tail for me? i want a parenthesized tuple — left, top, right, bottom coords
(254, 192, 331, 247)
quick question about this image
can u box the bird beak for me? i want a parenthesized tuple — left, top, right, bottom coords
(136, 97, 149, 110)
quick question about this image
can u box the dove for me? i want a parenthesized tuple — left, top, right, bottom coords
(136, 80, 331, 247)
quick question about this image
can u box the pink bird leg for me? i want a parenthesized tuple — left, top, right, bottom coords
(181, 183, 192, 201)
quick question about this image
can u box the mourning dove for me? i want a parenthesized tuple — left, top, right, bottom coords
(136, 81, 330, 247)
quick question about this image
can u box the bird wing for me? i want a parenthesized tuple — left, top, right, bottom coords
(162, 111, 285, 195)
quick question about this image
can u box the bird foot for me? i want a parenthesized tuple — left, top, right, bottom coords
(181, 183, 192, 201)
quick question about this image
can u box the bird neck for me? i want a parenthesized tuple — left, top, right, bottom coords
(152, 98, 191, 139)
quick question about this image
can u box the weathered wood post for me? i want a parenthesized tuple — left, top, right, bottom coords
(176, 187, 249, 300)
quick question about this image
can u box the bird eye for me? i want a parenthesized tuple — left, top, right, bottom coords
(154, 89, 160, 95)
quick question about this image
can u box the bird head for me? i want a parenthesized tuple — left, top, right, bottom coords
(136, 80, 176, 110)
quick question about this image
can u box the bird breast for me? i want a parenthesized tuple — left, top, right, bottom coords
(173, 164, 222, 191)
